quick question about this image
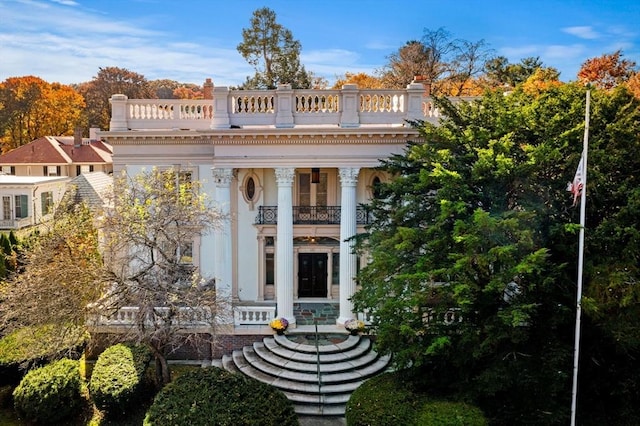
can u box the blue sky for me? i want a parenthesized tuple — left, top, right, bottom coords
(1, 0, 639, 87)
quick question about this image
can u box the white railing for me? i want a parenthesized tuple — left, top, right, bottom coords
(90, 306, 213, 327)
(0, 217, 32, 229)
(109, 83, 476, 131)
(233, 306, 276, 325)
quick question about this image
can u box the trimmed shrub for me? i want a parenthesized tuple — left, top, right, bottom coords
(89, 343, 152, 416)
(0, 324, 88, 385)
(346, 371, 421, 426)
(12, 358, 84, 424)
(416, 400, 488, 425)
(144, 367, 297, 426)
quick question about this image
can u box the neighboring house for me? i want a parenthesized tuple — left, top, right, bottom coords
(0, 129, 113, 177)
(97, 82, 468, 334)
(0, 175, 70, 229)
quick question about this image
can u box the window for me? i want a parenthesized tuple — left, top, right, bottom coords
(44, 166, 60, 176)
(372, 175, 382, 199)
(265, 252, 275, 285)
(77, 165, 93, 175)
(41, 191, 54, 215)
(298, 171, 327, 206)
(332, 253, 340, 285)
(178, 242, 193, 264)
(246, 177, 256, 200)
(1, 166, 14, 175)
(14, 195, 28, 218)
(2, 196, 10, 221)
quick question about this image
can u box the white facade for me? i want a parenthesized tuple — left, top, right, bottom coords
(99, 83, 469, 332)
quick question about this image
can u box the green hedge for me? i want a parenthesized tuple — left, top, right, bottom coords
(346, 371, 487, 425)
(144, 367, 297, 426)
(12, 358, 85, 424)
(89, 343, 152, 416)
(416, 400, 487, 425)
(0, 324, 88, 384)
(346, 371, 420, 426)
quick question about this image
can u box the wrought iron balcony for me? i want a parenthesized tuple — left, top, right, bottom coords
(256, 206, 372, 225)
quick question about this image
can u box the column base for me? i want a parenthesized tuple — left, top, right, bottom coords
(336, 316, 354, 326)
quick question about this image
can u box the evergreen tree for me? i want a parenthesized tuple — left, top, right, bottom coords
(354, 83, 640, 424)
(237, 7, 312, 89)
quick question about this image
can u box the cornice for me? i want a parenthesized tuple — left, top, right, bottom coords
(101, 127, 421, 146)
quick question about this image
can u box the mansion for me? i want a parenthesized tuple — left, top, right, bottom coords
(97, 81, 466, 335)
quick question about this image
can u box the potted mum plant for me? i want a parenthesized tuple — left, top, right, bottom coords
(344, 319, 365, 335)
(269, 317, 289, 335)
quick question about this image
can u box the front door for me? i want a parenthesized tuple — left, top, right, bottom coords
(298, 253, 327, 298)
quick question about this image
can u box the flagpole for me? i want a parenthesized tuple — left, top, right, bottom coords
(570, 89, 590, 426)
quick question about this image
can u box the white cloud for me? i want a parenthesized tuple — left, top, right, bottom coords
(563, 26, 600, 40)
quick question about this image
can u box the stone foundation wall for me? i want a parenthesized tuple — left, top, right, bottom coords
(294, 302, 339, 325)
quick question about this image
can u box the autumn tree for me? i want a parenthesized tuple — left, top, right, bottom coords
(76, 67, 153, 132)
(379, 28, 492, 95)
(0, 76, 85, 152)
(149, 79, 204, 99)
(172, 84, 204, 99)
(237, 7, 312, 89)
(578, 50, 637, 90)
(332, 72, 384, 89)
(0, 203, 104, 354)
(98, 168, 225, 386)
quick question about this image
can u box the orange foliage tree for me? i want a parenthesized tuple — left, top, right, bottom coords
(578, 50, 637, 89)
(332, 72, 384, 89)
(0, 76, 85, 152)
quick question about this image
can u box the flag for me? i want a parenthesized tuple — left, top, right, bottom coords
(567, 155, 584, 206)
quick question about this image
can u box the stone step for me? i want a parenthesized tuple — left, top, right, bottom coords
(221, 354, 239, 373)
(220, 333, 391, 417)
(233, 346, 389, 386)
(243, 346, 390, 384)
(230, 356, 367, 394)
(254, 341, 381, 374)
(263, 336, 371, 364)
(284, 390, 350, 405)
(294, 403, 346, 416)
(272, 333, 360, 354)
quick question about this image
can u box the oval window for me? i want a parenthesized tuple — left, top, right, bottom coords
(372, 176, 382, 199)
(246, 177, 256, 200)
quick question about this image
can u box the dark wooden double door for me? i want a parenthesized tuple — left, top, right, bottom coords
(298, 253, 327, 298)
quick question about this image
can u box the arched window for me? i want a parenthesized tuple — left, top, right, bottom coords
(371, 175, 382, 199)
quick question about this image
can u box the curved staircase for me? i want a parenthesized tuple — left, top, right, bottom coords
(219, 333, 390, 416)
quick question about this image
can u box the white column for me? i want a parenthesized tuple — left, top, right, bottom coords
(275, 168, 296, 325)
(338, 167, 360, 324)
(213, 168, 233, 322)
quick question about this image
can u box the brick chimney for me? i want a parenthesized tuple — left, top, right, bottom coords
(203, 78, 214, 100)
(74, 127, 83, 147)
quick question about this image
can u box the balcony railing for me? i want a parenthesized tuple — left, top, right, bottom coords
(108, 83, 476, 131)
(255, 206, 372, 225)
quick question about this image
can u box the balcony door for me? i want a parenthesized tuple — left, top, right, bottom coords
(298, 253, 328, 298)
